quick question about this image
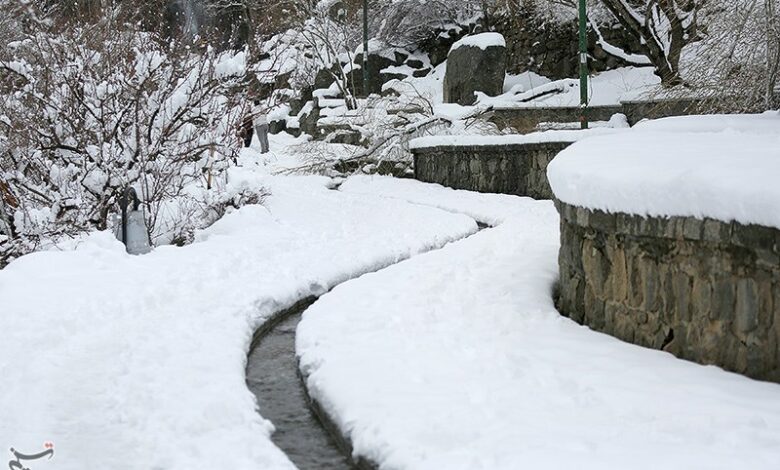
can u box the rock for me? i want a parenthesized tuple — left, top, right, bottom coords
(393, 51, 409, 65)
(406, 59, 425, 69)
(327, 130, 363, 146)
(380, 72, 407, 85)
(443, 33, 507, 106)
(269, 119, 286, 135)
(412, 68, 431, 78)
(288, 97, 304, 116)
(314, 68, 335, 90)
(298, 102, 320, 136)
(299, 85, 314, 103)
(347, 52, 395, 96)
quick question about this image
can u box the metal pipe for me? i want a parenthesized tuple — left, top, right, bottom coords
(578, 0, 589, 129)
(362, 0, 369, 98)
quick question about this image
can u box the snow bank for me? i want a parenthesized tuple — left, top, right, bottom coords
(482, 67, 660, 108)
(341, 175, 549, 226)
(0, 175, 477, 470)
(409, 127, 624, 150)
(450, 33, 506, 51)
(548, 113, 780, 228)
(298, 177, 780, 470)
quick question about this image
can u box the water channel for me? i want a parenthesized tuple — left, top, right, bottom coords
(246, 300, 354, 470)
(246, 222, 487, 469)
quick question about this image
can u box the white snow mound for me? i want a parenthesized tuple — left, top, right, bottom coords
(547, 113, 780, 228)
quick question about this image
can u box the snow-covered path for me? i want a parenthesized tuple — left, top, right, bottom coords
(297, 176, 780, 470)
(0, 175, 476, 470)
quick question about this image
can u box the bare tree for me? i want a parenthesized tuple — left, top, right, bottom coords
(0, 2, 249, 262)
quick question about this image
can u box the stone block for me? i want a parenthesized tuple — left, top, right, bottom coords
(691, 277, 713, 320)
(711, 277, 735, 321)
(640, 259, 660, 312)
(735, 278, 759, 334)
(589, 210, 617, 233)
(703, 219, 727, 243)
(732, 223, 777, 251)
(683, 217, 703, 241)
(756, 248, 780, 270)
(673, 272, 693, 322)
(575, 207, 590, 227)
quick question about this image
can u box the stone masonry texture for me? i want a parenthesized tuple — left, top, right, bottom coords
(556, 201, 780, 382)
(412, 142, 570, 200)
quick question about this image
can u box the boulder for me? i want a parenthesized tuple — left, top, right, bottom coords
(347, 53, 395, 96)
(298, 102, 320, 136)
(406, 59, 425, 69)
(269, 119, 286, 134)
(288, 97, 304, 116)
(314, 68, 336, 90)
(443, 33, 506, 106)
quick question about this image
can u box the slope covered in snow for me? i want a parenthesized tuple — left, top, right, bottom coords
(297, 177, 780, 470)
(0, 174, 476, 470)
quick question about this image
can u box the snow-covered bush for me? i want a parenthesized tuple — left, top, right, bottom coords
(678, 0, 780, 111)
(0, 7, 251, 265)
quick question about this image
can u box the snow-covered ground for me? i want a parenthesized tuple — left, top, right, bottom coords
(297, 176, 780, 470)
(0, 173, 477, 469)
(478, 66, 661, 108)
(548, 113, 780, 228)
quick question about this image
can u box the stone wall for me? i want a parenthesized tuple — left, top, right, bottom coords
(621, 98, 719, 125)
(490, 106, 623, 132)
(556, 201, 780, 382)
(412, 142, 570, 199)
(490, 98, 717, 131)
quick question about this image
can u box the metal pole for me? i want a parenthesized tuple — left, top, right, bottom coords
(362, 0, 369, 98)
(578, 0, 589, 129)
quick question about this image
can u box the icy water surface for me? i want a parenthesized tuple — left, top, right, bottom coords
(246, 305, 353, 470)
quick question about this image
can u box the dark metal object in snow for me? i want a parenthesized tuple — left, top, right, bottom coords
(118, 187, 151, 255)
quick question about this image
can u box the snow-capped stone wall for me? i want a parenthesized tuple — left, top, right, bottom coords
(490, 105, 624, 131)
(412, 141, 569, 199)
(556, 201, 780, 382)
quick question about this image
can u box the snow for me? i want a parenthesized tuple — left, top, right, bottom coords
(380, 64, 415, 76)
(0, 174, 477, 470)
(450, 33, 506, 51)
(591, 22, 652, 66)
(547, 113, 780, 228)
(297, 176, 780, 470)
(503, 71, 551, 94)
(482, 67, 660, 108)
(354, 38, 401, 61)
(409, 127, 624, 150)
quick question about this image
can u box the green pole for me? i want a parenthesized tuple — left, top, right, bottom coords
(578, 0, 589, 129)
(362, 0, 369, 98)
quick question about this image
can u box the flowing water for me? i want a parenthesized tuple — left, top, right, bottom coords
(246, 304, 354, 470)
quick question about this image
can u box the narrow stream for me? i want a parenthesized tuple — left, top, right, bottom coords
(246, 302, 354, 470)
(246, 221, 488, 469)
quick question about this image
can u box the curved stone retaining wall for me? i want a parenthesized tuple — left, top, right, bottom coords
(490, 98, 716, 132)
(556, 201, 780, 382)
(490, 106, 622, 132)
(412, 142, 570, 199)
